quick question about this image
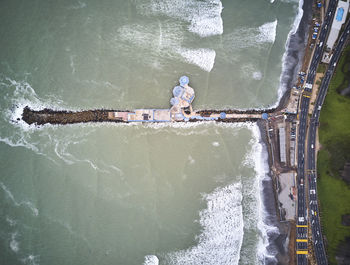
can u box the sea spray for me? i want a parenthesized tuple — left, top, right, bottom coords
(250, 125, 280, 263)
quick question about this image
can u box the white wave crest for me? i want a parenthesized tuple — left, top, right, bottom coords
(166, 182, 244, 265)
(177, 48, 216, 72)
(244, 124, 279, 263)
(257, 20, 278, 43)
(291, 0, 304, 35)
(224, 20, 278, 51)
(143, 255, 159, 265)
(135, 0, 223, 37)
(274, 0, 304, 107)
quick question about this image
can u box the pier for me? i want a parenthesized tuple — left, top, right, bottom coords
(21, 76, 271, 126)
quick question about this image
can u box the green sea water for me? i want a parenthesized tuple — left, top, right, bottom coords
(0, 0, 301, 264)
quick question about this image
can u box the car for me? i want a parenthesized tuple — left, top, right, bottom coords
(311, 144, 314, 149)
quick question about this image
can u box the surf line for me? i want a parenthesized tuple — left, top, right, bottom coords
(21, 76, 287, 126)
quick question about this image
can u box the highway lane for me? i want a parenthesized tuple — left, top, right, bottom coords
(307, 19, 350, 265)
(296, 1, 338, 264)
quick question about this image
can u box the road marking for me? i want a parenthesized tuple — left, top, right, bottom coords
(296, 239, 308, 242)
(297, 225, 308, 228)
(297, 250, 308, 255)
(303, 95, 311, 98)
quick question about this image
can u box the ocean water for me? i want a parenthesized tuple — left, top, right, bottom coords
(0, 0, 302, 264)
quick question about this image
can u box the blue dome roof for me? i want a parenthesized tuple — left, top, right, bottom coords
(220, 112, 226, 119)
(173, 86, 184, 97)
(179, 76, 189, 86)
(170, 97, 179, 106)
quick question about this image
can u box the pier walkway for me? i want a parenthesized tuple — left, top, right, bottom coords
(22, 76, 269, 126)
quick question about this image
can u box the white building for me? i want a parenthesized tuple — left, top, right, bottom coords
(326, 0, 349, 49)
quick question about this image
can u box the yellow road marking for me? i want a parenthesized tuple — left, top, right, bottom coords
(296, 225, 308, 227)
(296, 250, 308, 255)
(296, 239, 308, 242)
(303, 95, 311, 98)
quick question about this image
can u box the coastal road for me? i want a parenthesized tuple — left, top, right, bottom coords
(296, 1, 338, 264)
(307, 19, 350, 265)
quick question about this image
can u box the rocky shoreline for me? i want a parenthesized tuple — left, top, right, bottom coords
(255, 0, 314, 264)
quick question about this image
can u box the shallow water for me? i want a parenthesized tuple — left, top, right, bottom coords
(0, 0, 301, 264)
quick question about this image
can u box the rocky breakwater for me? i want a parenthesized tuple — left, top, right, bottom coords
(22, 106, 127, 125)
(21, 106, 266, 126)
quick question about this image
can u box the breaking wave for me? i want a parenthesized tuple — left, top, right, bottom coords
(177, 48, 216, 72)
(0, 76, 126, 174)
(223, 20, 278, 51)
(134, 0, 223, 37)
(165, 182, 244, 265)
(257, 20, 278, 43)
(249, 125, 279, 263)
(275, 0, 304, 107)
(143, 255, 159, 265)
(117, 23, 216, 72)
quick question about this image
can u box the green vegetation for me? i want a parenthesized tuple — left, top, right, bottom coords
(317, 45, 350, 264)
(317, 63, 327, 73)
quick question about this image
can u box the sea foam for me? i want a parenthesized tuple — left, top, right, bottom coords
(10, 232, 19, 252)
(274, 0, 304, 107)
(177, 48, 216, 72)
(135, 0, 223, 37)
(117, 23, 215, 72)
(249, 124, 279, 263)
(257, 20, 278, 43)
(21, 254, 40, 265)
(0, 182, 39, 216)
(143, 255, 159, 265)
(223, 20, 278, 51)
(166, 181, 244, 265)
